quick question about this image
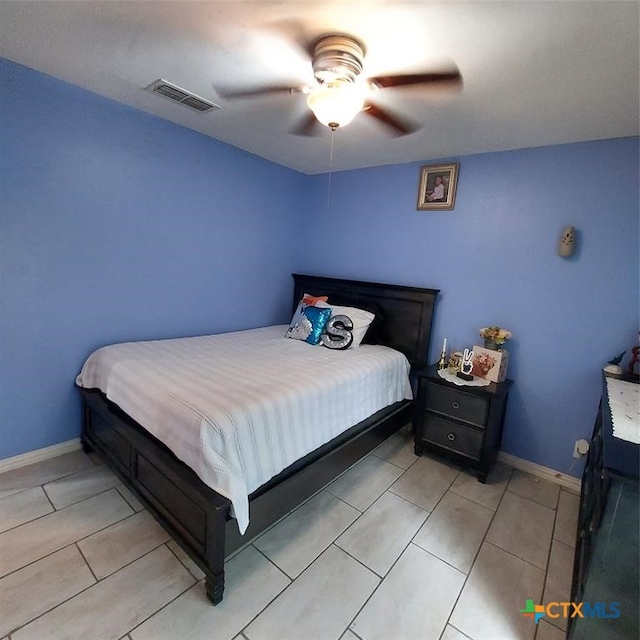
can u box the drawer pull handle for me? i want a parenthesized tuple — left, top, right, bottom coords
(451, 401, 460, 409)
(447, 433, 456, 441)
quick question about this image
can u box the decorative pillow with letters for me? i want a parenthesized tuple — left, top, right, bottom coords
(316, 302, 375, 348)
(320, 315, 354, 350)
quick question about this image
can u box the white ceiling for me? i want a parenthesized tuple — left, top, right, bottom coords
(1, 1, 638, 174)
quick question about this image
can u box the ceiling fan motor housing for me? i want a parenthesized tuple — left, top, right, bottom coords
(312, 35, 365, 85)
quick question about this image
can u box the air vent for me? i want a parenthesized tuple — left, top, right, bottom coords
(146, 79, 220, 113)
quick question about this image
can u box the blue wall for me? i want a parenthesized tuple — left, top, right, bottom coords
(301, 138, 639, 475)
(2, 57, 638, 477)
(0, 58, 306, 458)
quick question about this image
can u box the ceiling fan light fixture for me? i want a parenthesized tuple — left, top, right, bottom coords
(306, 83, 366, 131)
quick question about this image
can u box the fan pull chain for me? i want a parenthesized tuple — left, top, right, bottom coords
(326, 129, 335, 208)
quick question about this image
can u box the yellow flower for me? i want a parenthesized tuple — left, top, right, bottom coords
(479, 326, 512, 345)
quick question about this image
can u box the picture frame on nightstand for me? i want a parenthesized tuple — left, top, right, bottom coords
(471, 345, 509, 383)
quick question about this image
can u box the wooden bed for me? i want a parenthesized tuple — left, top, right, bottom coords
(78, 273, 439, 604)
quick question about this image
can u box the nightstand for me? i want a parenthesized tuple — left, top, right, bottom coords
(413, 365, 514, 482)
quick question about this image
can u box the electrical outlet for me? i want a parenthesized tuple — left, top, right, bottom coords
(573, 439, 589, 459)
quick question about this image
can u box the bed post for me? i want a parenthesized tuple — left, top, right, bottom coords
(204, 502, 228, 604)
(205, 572, 225, 604)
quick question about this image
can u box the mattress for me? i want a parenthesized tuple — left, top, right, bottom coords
(76, 325, 412, 534)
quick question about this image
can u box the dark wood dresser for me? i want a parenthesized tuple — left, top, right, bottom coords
(413, 366, 514, 482)
(568, 373, 639, 640)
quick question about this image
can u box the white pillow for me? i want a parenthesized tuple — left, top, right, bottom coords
(316, 302, 375, 348)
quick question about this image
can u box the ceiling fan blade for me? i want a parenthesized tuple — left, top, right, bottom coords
(291, 111, 322, 136)
(369, 70, 462, 90)
(363, 101, 418, 136)
(215, 85, 303, 99)
(263, 18, 315, 58)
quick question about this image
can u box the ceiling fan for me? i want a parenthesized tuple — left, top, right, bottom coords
(216, 34, 462, 136)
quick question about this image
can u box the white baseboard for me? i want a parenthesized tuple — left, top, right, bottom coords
(0, 439, 82, 474)
(498, 451, 581, 494)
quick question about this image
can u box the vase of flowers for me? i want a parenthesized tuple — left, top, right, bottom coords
(479, 326, 512, 351)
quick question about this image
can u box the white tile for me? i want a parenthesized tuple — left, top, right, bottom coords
(553, 489, 579, 547)
(13, 546, 195, 640)
(543, 539, 574, 603)
(44, 465, 121, 509)
(254, 490, 359, 578)
(389, 455, 459, 512)
(0, 486, 53, 533)
(440, 626, 472, 640)
(245, 545, 379, 640)
(486, 491, 555, 569)
(0, 489, 133, 577)
(336, 491, 427, 576)
(508, 470, 560, 509)
(450, 542, 545, 640)
(371, 427, 419, 470)
(327, 455, 404, 511)
(166, 540, 205, 581)
(0, 451, 94, 500)
(0, 546, 95, 637)
(541, 539, 574, 632)
(78, 511, 171, 579)
(132, 546, 289, 640)
(413, 491, 494, 573)
(535, 619, 566, 640)
(116, 484, 145, 512)
(449, 463, 512, 510)
(351, 543, 465, 640)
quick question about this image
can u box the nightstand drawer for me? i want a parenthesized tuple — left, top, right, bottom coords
(426, 382, 488, 427)
(420, 414, 484, 460)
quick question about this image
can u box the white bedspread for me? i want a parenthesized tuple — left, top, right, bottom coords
(76, 325, 412, 533)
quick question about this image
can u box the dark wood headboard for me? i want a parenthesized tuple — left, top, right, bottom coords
(292, 274, 439, 370)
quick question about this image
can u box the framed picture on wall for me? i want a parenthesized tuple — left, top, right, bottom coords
(416, 163, 459, 211)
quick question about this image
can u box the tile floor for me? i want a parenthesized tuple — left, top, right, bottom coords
(0, 428, 579, 640)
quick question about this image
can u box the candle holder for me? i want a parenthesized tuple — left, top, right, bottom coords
(437, 338, 448, 369)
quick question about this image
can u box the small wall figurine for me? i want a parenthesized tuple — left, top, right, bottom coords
(558, 226, 576, 258)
